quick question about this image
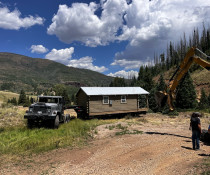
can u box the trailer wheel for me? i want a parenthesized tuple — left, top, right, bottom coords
(66, 114, 70, 123)
(62, 115, 67, 123)
(54, 115, 59, 129)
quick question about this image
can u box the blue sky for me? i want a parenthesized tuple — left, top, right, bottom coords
(0, 0, 210, 78)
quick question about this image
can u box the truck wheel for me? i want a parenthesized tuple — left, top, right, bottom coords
(54, 115, 59, 129)
(27, 119, 34, 129)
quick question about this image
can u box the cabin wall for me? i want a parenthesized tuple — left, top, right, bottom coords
(89, 95, 139, 115)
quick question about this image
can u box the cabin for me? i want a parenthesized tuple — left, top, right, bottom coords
(76, 87, 149, 117)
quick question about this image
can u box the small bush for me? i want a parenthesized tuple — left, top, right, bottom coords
(115, 129, 143, 136)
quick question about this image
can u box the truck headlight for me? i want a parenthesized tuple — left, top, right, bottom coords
(52, 111, 57, 115)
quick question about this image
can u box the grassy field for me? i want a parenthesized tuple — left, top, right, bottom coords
(0, 106, 114, 156)
(0, 107, 26, 129)
(0, 91, 20, 104)
(0, 119, 110, 155)
(0, 91, 37, 106)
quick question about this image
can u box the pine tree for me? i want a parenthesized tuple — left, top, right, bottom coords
(138, 66, 144, 81)
(7, 99, 11, 104)
(24, 96, 31, 107)
(208, 93, 210, 107)
(157, 74, 166, 91)
(53, 84, 71, 105)
(175, 72, 197, 109)
(198, 88, 208, 109)
(109, 81, 113, 87)
(111, 77, 126, 87)
(130, 76, 137, 86)
(71, 94, 76, 105)
(142, 66, 154, 91)
(18, 90, 27, 105)
(148, 88, 158, 112)
(30, 97, 34, 104)
(11, 97, 17, 106)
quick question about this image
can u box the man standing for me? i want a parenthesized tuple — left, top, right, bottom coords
(190, 112, 202, 150)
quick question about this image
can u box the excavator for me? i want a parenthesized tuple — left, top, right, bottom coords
(155, 47, 210, 111)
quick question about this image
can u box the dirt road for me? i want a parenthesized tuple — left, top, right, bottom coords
(1, 113, 210, 175)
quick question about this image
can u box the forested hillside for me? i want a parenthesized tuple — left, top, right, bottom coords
(0, 53, 113, 93)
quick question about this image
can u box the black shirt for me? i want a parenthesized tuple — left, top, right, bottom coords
(191, 117, 200, 131)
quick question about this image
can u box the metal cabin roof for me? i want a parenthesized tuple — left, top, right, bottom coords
(80, 87, 149, 96)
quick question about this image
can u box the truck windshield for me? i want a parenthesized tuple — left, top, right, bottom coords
(39, 98, 59, 103)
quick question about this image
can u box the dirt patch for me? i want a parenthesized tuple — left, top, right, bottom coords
(1, 113, 210, 175)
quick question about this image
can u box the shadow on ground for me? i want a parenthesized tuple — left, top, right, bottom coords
(181, 146, 193, 150)
(198, 153, 210, 157)
(145, 131, 191, 139)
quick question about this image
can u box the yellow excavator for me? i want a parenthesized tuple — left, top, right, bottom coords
(155, 47, 210, 111)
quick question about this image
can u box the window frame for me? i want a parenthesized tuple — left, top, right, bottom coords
(103, 96, 109, 104)
(121, 95, 127, 103)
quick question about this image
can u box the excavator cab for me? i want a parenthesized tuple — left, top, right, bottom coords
(155, 47, 210, 111)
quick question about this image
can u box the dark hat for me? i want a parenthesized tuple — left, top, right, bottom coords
(192, 112, 201, 117)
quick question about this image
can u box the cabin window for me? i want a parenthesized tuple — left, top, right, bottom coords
(121, 95, 127, 103)
(103, 96, 109, 104)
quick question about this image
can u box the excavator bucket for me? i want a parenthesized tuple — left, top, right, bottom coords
(155, 91, 168, 108)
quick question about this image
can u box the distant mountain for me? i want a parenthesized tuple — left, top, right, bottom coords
(0, 52, 113, 92)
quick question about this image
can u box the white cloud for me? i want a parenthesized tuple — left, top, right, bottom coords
(44, 47, 107, 73)
(68, 56, 108, 73)
(47, 0, 127, 46)
(48, 0, 210, 67)
(45, 47, 74, 65)
(111, 59, 150, 70)
(0, 5, 44, 30)
(108, 70, 138, 79)
(30, 45, 48, 54)
(114, 0, 210, 61)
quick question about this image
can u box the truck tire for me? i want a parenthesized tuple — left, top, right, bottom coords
(27, 119, 34, 129)
(54, 115, 59, 129)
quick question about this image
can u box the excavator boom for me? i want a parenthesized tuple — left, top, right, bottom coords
(156, 47, 210, 111)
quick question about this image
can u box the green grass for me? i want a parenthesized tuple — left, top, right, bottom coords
(0, 90, 37, 106)
(0, 107, 26, 129)
(201, 157, 210, 175)
(0, 119, 107, 156)
(106, 123, 143, 136)
(115, 129, 143, 136)
(0, 91, 19, 104)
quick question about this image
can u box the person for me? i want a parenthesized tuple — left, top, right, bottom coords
(190, 112, 202, 150)
(208, 124, 210, 134)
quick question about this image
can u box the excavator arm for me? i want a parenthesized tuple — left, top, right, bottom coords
(156, 47, 210, 111)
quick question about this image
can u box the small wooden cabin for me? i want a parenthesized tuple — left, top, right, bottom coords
(76, 87, 149, 117)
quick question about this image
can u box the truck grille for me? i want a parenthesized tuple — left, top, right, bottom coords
(33, 106, 47, 113)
